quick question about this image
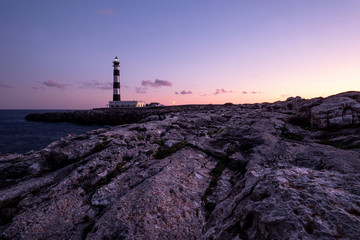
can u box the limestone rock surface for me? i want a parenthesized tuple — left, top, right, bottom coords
(1, 92, 360, 239)
(291, 91, 360, 129)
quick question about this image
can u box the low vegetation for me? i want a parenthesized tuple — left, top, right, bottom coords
(83, 162, 127, 194)
(154, 140, 188, 159)
(202, 145, 241, 219)
(280, 126, 304, 141)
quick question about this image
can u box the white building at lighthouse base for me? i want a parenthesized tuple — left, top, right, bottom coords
(109, 100, 145, 108)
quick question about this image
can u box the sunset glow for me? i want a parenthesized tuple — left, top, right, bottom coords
(0, 0, 359, 109)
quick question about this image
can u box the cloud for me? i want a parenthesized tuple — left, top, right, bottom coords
(175, 90, 193, 95)
(214, 88, 233, 95)
(79, 80, 112, 90)
(242, 91, 261, 94)
(141, 79, 172, 88)
(94, 8, 114, 16)
(32, 86, 45, 90)
(42, 80, 71, 89)
(0, 83, 11, 88)
(281, 94, 290, 98)
(136, 87, 147, 93)
(201, 89, 260, 96)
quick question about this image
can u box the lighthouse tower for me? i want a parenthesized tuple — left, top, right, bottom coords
(109, 56, 145, 108)
(113, 56, 121, 101)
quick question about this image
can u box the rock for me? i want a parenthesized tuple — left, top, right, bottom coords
(291, 91, 360, 129)
(25, 105, 218, 125)
(140, 115, 161, 122)
(1, 92, 360, 239)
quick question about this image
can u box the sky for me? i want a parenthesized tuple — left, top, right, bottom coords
(0, 0, 360, 109)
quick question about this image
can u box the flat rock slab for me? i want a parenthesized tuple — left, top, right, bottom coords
(1, 92, 360, 239)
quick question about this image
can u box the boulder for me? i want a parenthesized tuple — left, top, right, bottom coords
(291, 91, 360, 129)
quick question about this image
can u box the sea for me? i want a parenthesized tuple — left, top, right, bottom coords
(0, 110, 106, 155)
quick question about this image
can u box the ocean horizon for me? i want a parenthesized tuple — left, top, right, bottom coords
(0, 109, 105, 154)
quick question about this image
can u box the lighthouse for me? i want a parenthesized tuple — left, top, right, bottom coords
(113, 56, 121, 101)
(109, 56, 145, 108)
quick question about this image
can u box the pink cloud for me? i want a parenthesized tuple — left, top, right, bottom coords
(214, 88, 233, 95)
(242, 91, 261, 94)
(79, 80, 112, 90)
(142, 79, 172, 88)
(175, 90, 193, 95)
(32, 86, 45, 90)
(43, 80, 71, 89)
(94, 8, 114, 16)
(136, 87, 147, 93)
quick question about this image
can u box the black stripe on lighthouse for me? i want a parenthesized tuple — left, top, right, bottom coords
(113, 94, 120, 101)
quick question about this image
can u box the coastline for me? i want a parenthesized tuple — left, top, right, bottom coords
(25, 105, 225, 125)
(1, 92, 360, 239)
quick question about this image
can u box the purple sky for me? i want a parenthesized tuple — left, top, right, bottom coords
(1, 0, 360, 109)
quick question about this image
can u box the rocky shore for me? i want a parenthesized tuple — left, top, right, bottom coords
(1, 91, 360, 239)
(25, 105, 217, 125)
